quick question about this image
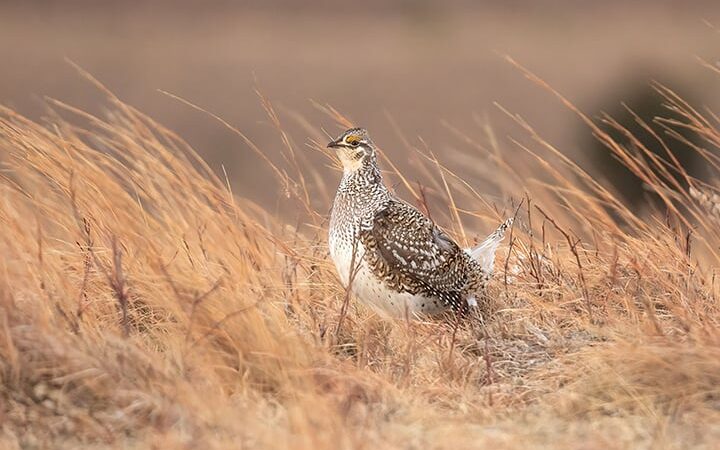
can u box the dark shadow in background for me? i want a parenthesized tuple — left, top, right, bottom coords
(584, 73, 704, 211)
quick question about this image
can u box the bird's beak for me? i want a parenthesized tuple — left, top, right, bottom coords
(327, 138, 344, 149)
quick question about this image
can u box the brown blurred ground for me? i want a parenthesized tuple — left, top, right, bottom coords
(1, 1, 719, 203)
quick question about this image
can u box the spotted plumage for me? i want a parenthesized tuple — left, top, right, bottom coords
(327, 127, 511, 317)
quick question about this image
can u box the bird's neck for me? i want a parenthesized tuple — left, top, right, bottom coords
(340, 159, 384, 192)
(330, 160, 392, 233)
(334, 160, 390, 220)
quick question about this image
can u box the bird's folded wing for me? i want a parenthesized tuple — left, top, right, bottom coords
(360, 200, 467, 292)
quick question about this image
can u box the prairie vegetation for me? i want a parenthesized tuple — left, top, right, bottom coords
(1, 63, 719, 449)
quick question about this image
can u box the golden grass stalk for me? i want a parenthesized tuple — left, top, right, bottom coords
(0, 67, 719, 448)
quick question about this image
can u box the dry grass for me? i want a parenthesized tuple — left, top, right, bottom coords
(1, 64, 720, 449)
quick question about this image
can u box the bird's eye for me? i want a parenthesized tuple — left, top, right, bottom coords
(344, 134, 361, 147)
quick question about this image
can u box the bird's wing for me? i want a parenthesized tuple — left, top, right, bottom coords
(359, 200, 468, 292)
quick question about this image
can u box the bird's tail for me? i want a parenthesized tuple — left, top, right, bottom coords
(466, 218, 513, 273)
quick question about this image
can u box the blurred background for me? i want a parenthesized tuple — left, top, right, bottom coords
(1, 0, 720, 209)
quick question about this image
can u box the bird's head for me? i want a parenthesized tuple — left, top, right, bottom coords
(327, 127, 376, 173)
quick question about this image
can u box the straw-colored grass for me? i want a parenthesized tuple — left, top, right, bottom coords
(1, 65, 719, 449)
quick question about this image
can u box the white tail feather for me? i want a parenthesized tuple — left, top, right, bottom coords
(466, 218, 513, 273)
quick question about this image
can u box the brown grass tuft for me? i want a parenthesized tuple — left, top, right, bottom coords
(1, 66, 719, 448)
